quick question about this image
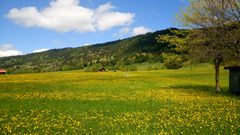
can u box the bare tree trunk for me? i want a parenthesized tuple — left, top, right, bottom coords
(214, 53, 223, 92)
(215, 63, 221, 92)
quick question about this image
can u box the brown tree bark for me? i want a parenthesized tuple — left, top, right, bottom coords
(214, 53, 223, 92)
(215, 63, 221, 92)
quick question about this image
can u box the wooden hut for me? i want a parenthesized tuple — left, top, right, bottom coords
(0, 69, 7, 75)
(224, 66, 240, 95)
(98, 68, 106, 72)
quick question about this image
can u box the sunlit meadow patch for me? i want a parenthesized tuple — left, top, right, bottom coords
(0, 66, 239, 134)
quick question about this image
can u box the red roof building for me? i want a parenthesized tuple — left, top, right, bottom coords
(0, 69, 7, 74)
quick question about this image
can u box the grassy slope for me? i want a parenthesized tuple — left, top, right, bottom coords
(0, 64, 239, 134)
(0, 29, 174, 73)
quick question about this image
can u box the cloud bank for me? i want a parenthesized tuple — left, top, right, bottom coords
(6, 0, 135, 33)
(0, 44, 23, 57)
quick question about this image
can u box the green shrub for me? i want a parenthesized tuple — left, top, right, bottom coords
(162, 53, 184, 69)
(129, 66, 138, 71)
(147, 66, 153, 71)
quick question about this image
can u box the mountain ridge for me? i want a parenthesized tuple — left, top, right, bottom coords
(0, 28, 179, 73)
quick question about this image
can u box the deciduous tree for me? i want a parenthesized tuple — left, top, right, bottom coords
(178, 0, 240, 92)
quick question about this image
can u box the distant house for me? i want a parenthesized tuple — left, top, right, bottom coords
(0, 69, 7, 75)
(98, 68, 106, 72)
(224, 66, 240, 95)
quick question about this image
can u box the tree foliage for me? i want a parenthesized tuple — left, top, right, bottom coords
(178, 0, 240, 92)
(161, 53, 184, 69)
(156, 29, 190, 69)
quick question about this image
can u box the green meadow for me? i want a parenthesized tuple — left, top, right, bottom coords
(0, 64, 239, 134)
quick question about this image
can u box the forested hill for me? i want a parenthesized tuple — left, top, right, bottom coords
(0, 28, 179, 73)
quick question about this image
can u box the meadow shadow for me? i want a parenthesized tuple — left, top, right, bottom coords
(169, 84, 231, 95)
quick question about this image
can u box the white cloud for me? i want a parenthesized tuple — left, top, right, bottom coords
(82, 43, 91, 46)
(33, 48, 49, 53)
(94, 3, 134, 31)
(132, 26, 152, 36)
(119, 27, 130, 35)
(6, 0, 135, 33)
(114, 27, 130, 38)
(0, 44, 23, 57)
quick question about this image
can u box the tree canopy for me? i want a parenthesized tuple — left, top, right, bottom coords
(178, 0, 240, 92)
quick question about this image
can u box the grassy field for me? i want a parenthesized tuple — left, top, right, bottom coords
(0, 64, 239, 134)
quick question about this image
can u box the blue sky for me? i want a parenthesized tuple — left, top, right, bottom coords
(0, 0, 188, 57)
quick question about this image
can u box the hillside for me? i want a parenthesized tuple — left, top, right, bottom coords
(0, 28, 179, 73)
